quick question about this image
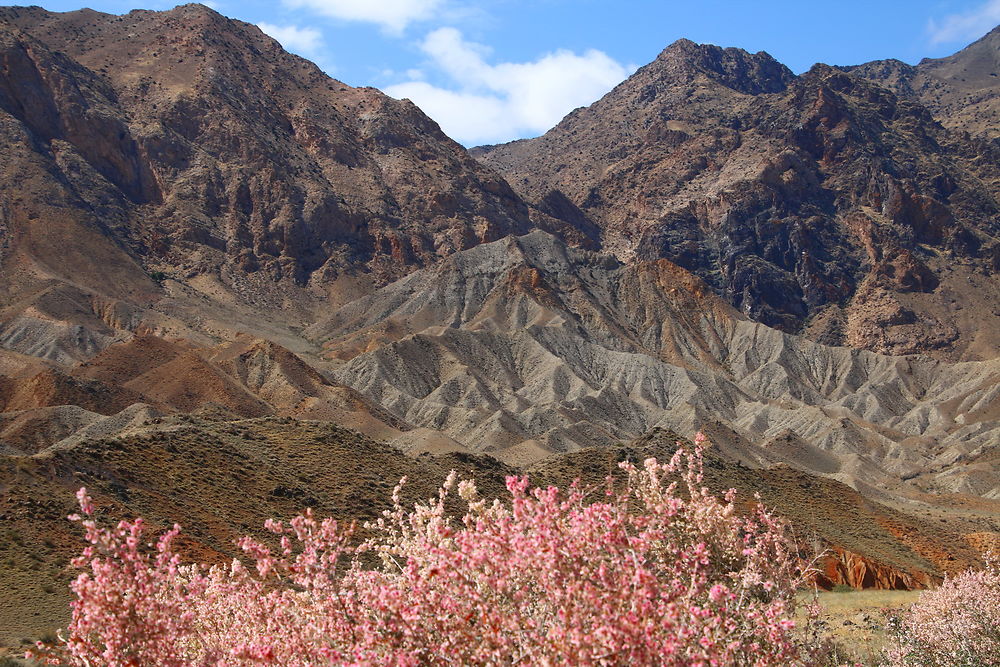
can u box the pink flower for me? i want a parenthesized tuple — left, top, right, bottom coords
(884, 557, 1000, 666)
(31, 433, 831, 666)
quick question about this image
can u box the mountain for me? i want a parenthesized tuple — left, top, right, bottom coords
(0, 4, 542, 283)
(474, 39, 1000, 360)
(0, 3, 575, 369)
(847, 26, 1000, 141)
(306, 231, 1000, 500)
(0, 7, 999, 647)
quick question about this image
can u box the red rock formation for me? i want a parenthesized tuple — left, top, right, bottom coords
(814, 548, 935, 590)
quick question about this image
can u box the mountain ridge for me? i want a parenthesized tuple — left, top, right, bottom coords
(846, 24, 1000, 141)
(474, 37, 1000, 360)
(0, 3, 542, 296)
(302, 231, 1000, 505)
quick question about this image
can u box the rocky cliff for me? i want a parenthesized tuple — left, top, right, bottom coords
(474, 39, 1000, 359)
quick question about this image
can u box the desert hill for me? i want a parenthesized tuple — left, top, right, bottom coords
(0, 416, 513, 651)
(474, 39, 1000, 359)
(309, 231, 1000, 500)
(533, 428, 987, 590)
(0, 333, 413, 454)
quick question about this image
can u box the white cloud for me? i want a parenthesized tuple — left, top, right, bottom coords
(928, 0, 1000, 45)
(281, 0, 444, 34)
(257, 22, 324, 57)
(384, 28, 632, 146)
(384, 81, 514, 143)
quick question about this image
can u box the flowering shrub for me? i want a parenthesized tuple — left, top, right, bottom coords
(884, 558, 1000, 666)
(31, 434, 828, 666)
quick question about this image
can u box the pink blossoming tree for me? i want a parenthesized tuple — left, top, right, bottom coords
(31, 435, 830, 666)
(884, 557, 1000, 667)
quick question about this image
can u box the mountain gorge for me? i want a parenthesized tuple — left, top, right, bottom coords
(0, 4, 999, 647)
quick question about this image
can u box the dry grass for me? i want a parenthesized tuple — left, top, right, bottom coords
(805, 589, 922, 664)
(531, 429, 984, 583)
(0, 415, 515, 652)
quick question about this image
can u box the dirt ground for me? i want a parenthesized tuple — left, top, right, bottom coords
(803, 589, 923, 664)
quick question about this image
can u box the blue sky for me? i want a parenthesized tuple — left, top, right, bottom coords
(11, 0, 1000, 145)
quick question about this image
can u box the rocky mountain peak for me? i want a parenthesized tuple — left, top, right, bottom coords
(916, 22, 1000, 83)
(930, 21, 1000, 57)
(650, 38, 795, 94)
(476, 31, 1000, 359)
(849, 23, 1000, 140)
(0, 3, 537, 305)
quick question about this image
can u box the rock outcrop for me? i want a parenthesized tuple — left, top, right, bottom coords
(847, 26, 1000, 141)
(475, 39, 1000, 359)
(815, 549, 934, 591)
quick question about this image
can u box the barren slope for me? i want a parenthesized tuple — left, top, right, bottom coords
(308, 232, 1000, 498)
(0, 416, 515, 652)
(0, 3, 555, 368)
(475, 39, 1000, 359)
(848, 26, 1000, 141)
